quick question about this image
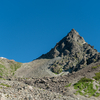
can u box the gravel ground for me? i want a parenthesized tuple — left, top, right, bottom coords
(0, 80, 80, 100)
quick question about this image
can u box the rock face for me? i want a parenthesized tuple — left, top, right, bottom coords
(39, 29, 100, 73)
(40, 29, 85, 58)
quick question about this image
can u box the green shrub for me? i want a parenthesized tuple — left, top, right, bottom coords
(93, 72, 100, 80)
(0, 83, 11, 87)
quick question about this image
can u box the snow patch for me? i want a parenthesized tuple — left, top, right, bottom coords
(0, 57, 7, 59)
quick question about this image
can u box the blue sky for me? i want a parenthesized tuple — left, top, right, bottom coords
(0, 0, 100, 63)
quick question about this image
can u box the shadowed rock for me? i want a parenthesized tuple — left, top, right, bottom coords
(38, 29, 100, 73)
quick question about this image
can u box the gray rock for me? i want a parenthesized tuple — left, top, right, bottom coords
(38, 29, 99, 73)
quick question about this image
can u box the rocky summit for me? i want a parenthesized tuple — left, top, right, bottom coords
(40, 29, 100, 74)
(0, 29, 100, 100)
(40, 29, 86, 58)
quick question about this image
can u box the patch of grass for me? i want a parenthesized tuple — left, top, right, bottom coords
(92, 66, 98, 69)
(65, 83, 71, 87)
(10, 62, 22, 75)
(96, 85, 99, 89)
(74, 77, 100, 97)
(0, 83, 11, 87)
(0, 78, 6, 80)
(0, 69, 3, 76)
(14, 62, 22, 71)
(10, 62, 22, 71)
(0, 64, 6, 76)
(0, 64, 6, 69)
(78, 77, 93, 82)
(95, 93, 100, 97)
(93, 72, 100, 80)
(92, 65, 100, 69)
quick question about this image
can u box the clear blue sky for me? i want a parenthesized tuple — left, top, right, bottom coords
(0, 0, 100, 63)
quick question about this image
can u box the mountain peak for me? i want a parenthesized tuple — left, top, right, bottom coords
(70, 28, 79, 35)
(66, 29, 85, 43)
(66, 29, 79, 37)
(39, 29, 98, 61)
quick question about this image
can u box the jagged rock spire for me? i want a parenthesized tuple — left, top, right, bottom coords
(37, 29, 100, 74)
(66, 29, 85, 44)
(69, 28, 79, 35)
(39, 29, 98, 60)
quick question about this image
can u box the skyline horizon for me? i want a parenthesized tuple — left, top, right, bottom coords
(0, 0, 100, 63)
(0, 28, 100, 63)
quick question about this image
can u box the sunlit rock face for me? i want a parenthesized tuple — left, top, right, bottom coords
(39, 29, 100, 73)
(40, 29, 98, 59)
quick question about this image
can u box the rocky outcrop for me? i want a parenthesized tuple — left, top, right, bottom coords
(39, 29, 100, 73)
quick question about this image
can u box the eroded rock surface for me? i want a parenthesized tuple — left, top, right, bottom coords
(39, 29, 100, 73)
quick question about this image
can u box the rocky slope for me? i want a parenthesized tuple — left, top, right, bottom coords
(0, 57, 22, 78)
(0, 79, 76, 100)
(40, 29, 100, 73)
(1, 60, 100, 100)
(0, 29, 100, 100)
(15, 29, 100, 78)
